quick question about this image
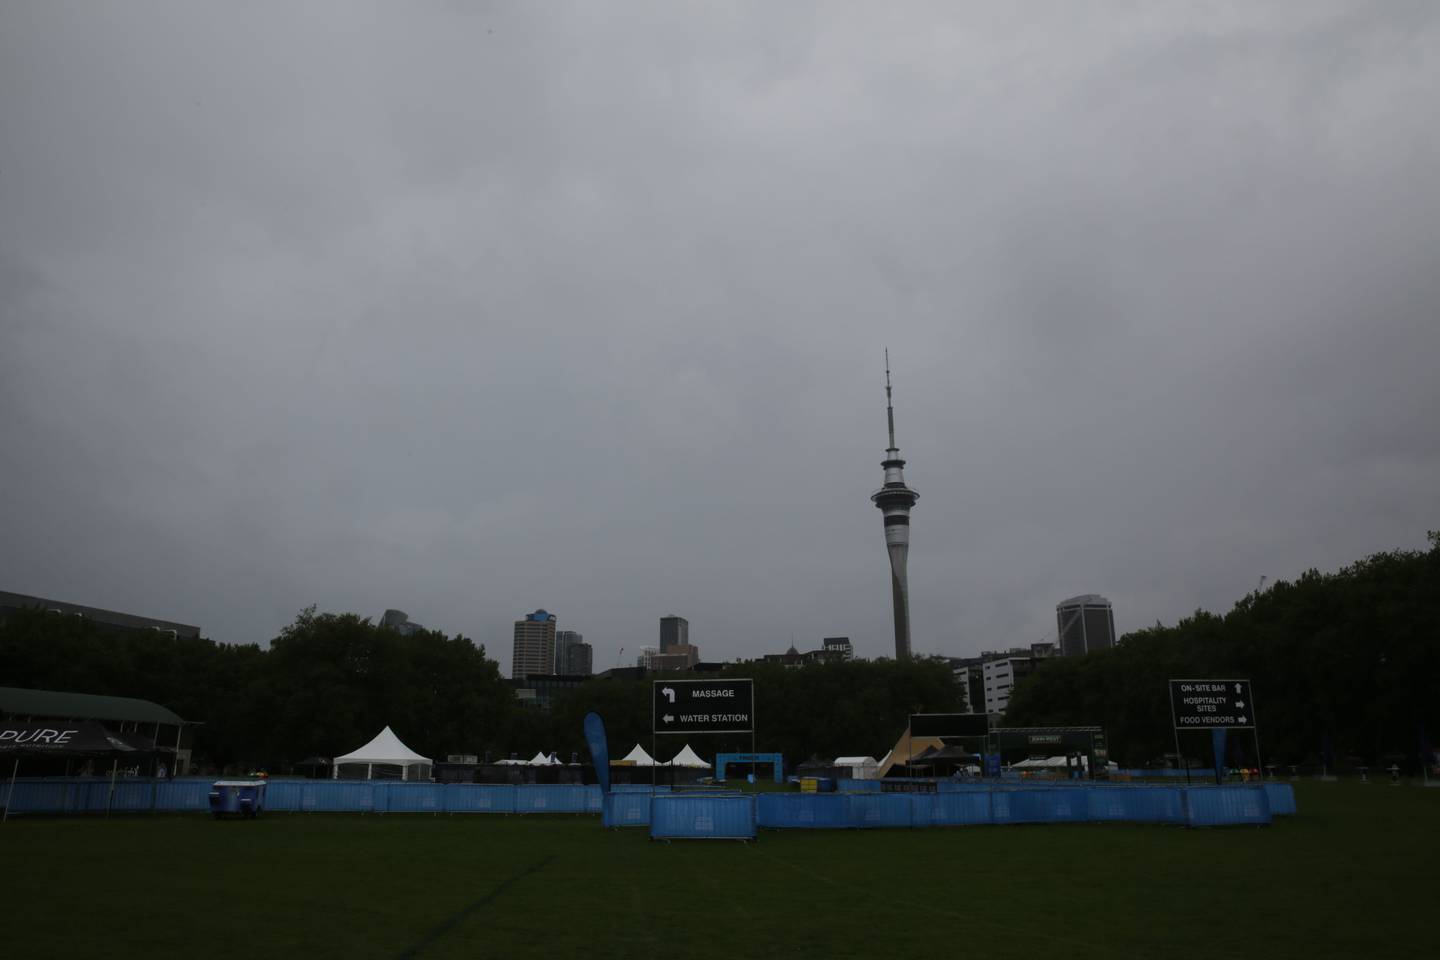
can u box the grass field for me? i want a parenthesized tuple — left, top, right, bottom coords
(4, 782, 1434, 959)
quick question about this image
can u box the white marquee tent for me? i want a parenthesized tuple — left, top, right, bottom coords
(333, 726, 433, 781)
(528, 751, 562, 766)
(667, 745, 711, 769)
(614, 743, 656, 766)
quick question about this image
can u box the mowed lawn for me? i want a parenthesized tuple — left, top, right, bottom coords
(3, 782, 1433, 959)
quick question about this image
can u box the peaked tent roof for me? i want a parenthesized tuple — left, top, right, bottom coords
(667, 744, 711, 768)
(834, 756, 878, 766)
(615, 743, 655, 766)
(333, 726, 431, 765)
(876, 730, 945, 778)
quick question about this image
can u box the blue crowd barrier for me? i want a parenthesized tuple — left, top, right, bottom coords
(846, 793, 913, 829)
(514, 784, 594, 814)
(2, 777, 1294, 828)
(154, 779, 210, 811)
(267, 780, 383, 813)
(1184, 785, 1271, 826)
(602, 792, 651, 827)
(611, 784, 671, 793)
(916, 791, 993, 827)
(1084, 787, 1185, 823)
(997, 788, 1089, 824)
(756, 793, 850, 829)
(650, 795, 756, 840)
(837, 778, 881, 793)
(444, 784, 516, 814)
(1262, 782, 1297, 815)
(387, 783, 445, 813)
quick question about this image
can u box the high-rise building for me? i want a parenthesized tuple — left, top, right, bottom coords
(555, 630, 581, 671)
(566, 641, 593, 676)
(870, 354, 920, 660)
(659, 615, 689, 652)
(511, 609, 557, 680)
(1056, 595, 1116, 657)
(822, 637, 854, 661)
(378, 609, 422, 636)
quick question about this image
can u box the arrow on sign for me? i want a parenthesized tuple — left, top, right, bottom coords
(1238, 716, 1248, 724)
(1235, 701, 1246, 709)
(663, 714, 674, 723)
(661, 687, 676, 703)
(1235, 683, 1243, 693)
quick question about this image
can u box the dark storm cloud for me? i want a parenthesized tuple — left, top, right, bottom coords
(3, 1, 1437, 671)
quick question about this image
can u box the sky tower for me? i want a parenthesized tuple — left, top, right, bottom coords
(871, 352, 919, 660)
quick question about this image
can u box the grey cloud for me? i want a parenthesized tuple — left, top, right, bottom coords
(2, 1, 1437, 671)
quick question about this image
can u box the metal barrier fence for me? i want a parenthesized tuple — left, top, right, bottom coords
(2, 778, 604, 815)
(6, 777, 1292, 829)
(650, 795, 756, 840)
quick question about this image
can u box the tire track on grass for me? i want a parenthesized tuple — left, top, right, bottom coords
(396, 854, 555, 959)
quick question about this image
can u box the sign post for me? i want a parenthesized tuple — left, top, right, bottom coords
(1168, 679, 1262, 784)
(651, 679, 755, 788)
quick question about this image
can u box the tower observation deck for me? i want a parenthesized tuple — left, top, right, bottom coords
(871, 353, 919, 660)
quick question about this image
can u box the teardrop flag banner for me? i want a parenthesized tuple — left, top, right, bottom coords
(583, 712, 610, 795)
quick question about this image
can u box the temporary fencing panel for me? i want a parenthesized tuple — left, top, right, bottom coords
(602, 792, 651, 827)
(846, 793, 913, 829)
(1084, 786, 1185, 824)
(837, 778, 882, 793)
(267, 781, 382, 813)
(917, 791, 993, 827)
(650, 795, 755, 840)
(1184, 786, 1271, 827)
(387, 784, 444, 813)
(756, 793, 850, 829)
(1262, 782, 1297, 815)
(514, 785, 594, 814)
(154, 779, 210, 811)
(444, 785, 517, 813)
(612, 784, 670, 793)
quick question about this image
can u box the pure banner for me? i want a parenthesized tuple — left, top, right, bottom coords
(0, 721, 140, 755)
(583, 712, 611, 794)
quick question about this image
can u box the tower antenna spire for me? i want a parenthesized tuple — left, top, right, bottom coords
(884, 349, 896, 451)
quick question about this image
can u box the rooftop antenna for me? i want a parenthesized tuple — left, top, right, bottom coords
(884, 348, 897, 452)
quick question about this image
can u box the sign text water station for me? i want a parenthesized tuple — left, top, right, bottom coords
(652, 679, 754, 735)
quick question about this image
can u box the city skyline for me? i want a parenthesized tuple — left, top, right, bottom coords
(3, 4, 1436, 680)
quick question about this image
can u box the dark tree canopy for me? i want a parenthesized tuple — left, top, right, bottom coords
(1004, 535, 1440, 768)
(3, 534, 1432, 771)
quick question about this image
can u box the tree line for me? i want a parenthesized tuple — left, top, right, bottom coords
(1004, 533, 1440, 769)
(0, 604, 963, 771)
(4, 534, 1433, 772)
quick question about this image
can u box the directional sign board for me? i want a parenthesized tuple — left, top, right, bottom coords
(653, 679, 754, 735)
(1169, 679, 1256, 729)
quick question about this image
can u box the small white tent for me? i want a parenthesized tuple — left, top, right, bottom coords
(614, 743, 656, 766)
(667, 744, 711, 769)
(834, 756, 879, 779)
(333, 726, 433, 781)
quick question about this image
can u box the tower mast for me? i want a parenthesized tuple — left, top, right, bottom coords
(871, 352, 919, 660)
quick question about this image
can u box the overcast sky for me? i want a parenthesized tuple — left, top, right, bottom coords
(2, 1, 1436, 673)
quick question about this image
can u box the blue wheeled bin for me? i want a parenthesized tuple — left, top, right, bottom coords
(209, 780, 268, 819)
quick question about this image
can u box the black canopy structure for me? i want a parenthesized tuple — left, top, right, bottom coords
(907, 744, 981, 777)
(1, 721, 148, 823)
(0, 721, 146, 756)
